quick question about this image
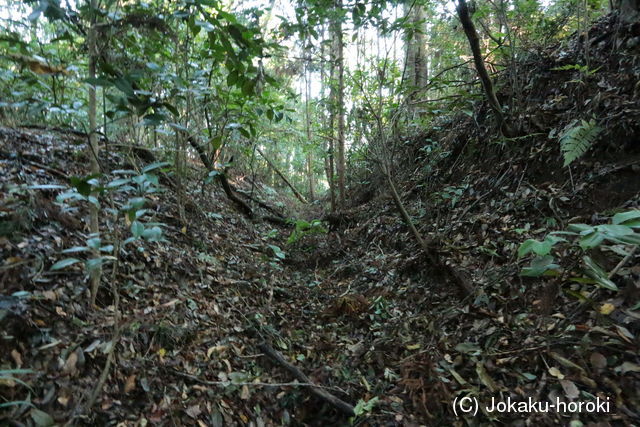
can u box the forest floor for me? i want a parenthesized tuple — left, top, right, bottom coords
(2, 12, 640, 427)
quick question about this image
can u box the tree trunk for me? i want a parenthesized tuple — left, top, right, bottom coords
(614, 0, 640, 21)
(187, 136, 254, 218)
(404, 0, 428, 116)
(330, 1, 346, 207)
(336, 9, 346, 208)
(304, 36, 316, 201)
(456, 0, 513, 136)
(87, 0, 101, 307)
(323, 23, 337, 212)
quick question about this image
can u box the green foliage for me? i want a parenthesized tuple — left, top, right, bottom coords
(286, 219, 327, 244)
(518, 210, 640, 291)
(350, 396, 379, 423)
(552, 63, 600, 76)
(267, 244, 285, 260)
(434, 185, 468, 208)
(49, 166, 167, 275)
(559, 118, 601, 167)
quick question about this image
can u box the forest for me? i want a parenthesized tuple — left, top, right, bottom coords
(0, 0, 639, 424)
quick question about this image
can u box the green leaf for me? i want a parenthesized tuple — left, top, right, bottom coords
(51, 258, 81, 270)
(107, 178, 131, 188)
(30, 408, 54, 426)
(517, 235, 563, 257)
(267, 244, 285, 260)
(567, 223, 593, 233)
(0, 400, 35, 409)
(86, 237, 101, 250)
(70, 177, 92, 197)
(579, 231, 605, 249)
(142, 161, 171, 173)
(238, 127, 250, 138)
(612, 210, 640, 226)
(142, 226, 163, 242)
(454, 342, 481, 354)
(131, 221, 144, 238)
(521, 255, 560, 277)
(583, 256, 618, 291)
(85, 77, 114, 87)
(28, 184, 66, 190)
(597, 224, 634, 237)
(353, 397, 379, 417)
(86, 258, 104, 274)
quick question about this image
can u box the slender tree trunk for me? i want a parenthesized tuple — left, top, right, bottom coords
(334, 0, 346, 207)
(456, 0, 513, 136)
(88, 0, 101, 306)
(404, 0, 428, 116)
(304, 33, 315, 201)
(323, 23, 336, 212)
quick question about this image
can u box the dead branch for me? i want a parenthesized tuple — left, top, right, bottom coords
(257, 341, 355, 417)
(187, 136, 254, 218)
(256, 148, 308, 204)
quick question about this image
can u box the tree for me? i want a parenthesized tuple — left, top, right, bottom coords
(403, 0, 428, 117)
(614, 0, 640, 21)
(330, 0, 346, 207)
(456, 0, 513, 136)
(87, 0, 101, 306)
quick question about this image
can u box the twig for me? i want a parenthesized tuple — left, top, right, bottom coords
(170, 369, 346, 394)
(608, 245, 637, 278)
(79, 235, 123, 417)
(257, 341, 356, 416)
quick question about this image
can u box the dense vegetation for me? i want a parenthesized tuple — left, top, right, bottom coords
(1, 0, 639, 424)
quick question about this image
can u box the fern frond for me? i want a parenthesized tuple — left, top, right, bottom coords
(559, 119, 601, 167)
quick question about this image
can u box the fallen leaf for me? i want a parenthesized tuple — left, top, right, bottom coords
(207, 345, 229, 359)
(614, 325, 634, 343)
(11, 349, 22, 368)
(42, 290, 57, 301)
(548, 352, 586, 374)
(589, 352, 607, 370)
(549, 367, 565, 379)
(476, 361, 499, 392)
(599, 303, 615, 315)
(560, 379, 579, 399)
(185, 404, 202, 419)
(619, 361, 640, 374)
(62, 351, 78, 375)
(124, 374, 136, 393)
(240, 385, 250, 400)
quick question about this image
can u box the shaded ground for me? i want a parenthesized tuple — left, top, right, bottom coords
(1, 11, 640, 427)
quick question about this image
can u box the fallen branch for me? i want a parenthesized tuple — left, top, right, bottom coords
(0, 150, 69, 180)
(257, 341, 355, 417)
(384, 168, 474, 296)
(236, 188, 286, 219)
(256, 148, 308, 204)
(170, 369, 347, 394)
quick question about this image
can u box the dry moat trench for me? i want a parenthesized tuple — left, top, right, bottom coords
(2, 28, 640, 421)
(1, 120, 640, 426)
